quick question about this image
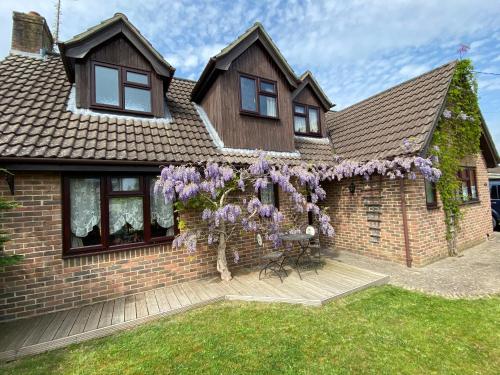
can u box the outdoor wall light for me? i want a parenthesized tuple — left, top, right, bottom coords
(349, 182, 356, 194)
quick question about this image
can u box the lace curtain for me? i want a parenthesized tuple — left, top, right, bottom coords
(70, 178, 101, 238)
(109, 197, 144, 234)
(150, 179, 174, 228)
(261, 96, 277, 117)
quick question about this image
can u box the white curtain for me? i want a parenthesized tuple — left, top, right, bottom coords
(109, 197, 144, 234)
(263, 96, 277, 117)
(70, 178, 101, 238)
(150, 179, 174, 228)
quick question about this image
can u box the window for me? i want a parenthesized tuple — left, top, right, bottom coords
(63, 175, 176, 256)
(91, 62, 152, 115)
(490, 184, 499, 200)
(259, 182, 279, 208)
(425, 180, 438, 208)
(294, 103, 321, 136)
(239, 74, 278, 118)
(457, 167, 479, 203)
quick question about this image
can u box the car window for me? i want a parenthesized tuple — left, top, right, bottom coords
(491, 184, 499, 200)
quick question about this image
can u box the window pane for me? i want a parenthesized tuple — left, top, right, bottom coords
(294, 115, 307, 133)
(260, 183, 275, 206)
(150, 177, 175, 237)
(111, 177, 140, 191)
(240, 77, 257, 111)
(69, 178, 101, 248)
(461, 180, 469, 201)
(491, 185, 499, 200)
(109, 197, 144, 245)
(260, 81, 275, 93)
(95, 66, 119, 106)
(470, 169, 477, 199)
(294, 104, 306, 114)
(425, 180, 436, 205)
(309, 108, 320, 133)
(126, 71, 148, 85)
(259, 95, 277, 117)
(125, 87, 151, 113)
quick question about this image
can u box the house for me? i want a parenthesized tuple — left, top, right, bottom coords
(0, 11, 498, 321)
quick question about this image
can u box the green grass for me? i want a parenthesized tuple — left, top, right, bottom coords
(1, 286, 499, 375)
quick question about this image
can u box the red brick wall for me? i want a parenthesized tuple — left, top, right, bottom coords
(321, 154, 493, 266)
(0, 173, 300, 321)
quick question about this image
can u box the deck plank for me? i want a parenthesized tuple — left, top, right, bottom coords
(145, 290, 160, 315)
(124, 295, 137, 321)
(154, 288, 171, 313)
(111, 298, 125, 325)
(54, 308, 80, 339)
(69, 305, 93, 336)
(135, 293, 149, 318)
(164, 286, 182, 310)
(181, 283, 201, 304)
(5, 317, 38, 351)
(98, 300, 114, 328)
(22, 313, 57, 347)
(84, 302, 104, 332)
(38, 310, 69, 343)
(172, 285, 191, 306)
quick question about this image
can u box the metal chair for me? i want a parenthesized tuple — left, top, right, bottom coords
(256, 233, 287, 282)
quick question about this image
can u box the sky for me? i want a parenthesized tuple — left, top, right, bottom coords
(1, 0, 500, 153)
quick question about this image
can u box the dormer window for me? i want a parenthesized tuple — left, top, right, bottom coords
(293, 103, 320, 136)
(239, 74, 278, 118)
(91, 62, 153, 115)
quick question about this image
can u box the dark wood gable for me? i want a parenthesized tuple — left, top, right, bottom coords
(74, 35, 165, 117)
(200, 41, 296, 152)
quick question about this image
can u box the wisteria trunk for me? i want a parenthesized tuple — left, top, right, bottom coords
(216, 224, 232, 281)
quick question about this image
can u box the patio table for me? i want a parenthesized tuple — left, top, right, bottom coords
(280, 233, 315, 280)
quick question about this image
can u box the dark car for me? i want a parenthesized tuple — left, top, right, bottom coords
(490, 180, 500, 229)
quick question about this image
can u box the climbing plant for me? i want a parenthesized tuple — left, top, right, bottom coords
(430, 59, 483, 255)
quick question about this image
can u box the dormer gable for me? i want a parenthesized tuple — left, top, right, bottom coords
(191, 22, 299, 103)
(58, 13, 175, 118)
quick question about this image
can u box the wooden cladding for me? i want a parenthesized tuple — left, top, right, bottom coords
(200, 42, 328, 151)
(75, 35, 165, 117)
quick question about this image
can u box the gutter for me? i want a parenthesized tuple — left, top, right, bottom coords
(399, 179, 413, 267)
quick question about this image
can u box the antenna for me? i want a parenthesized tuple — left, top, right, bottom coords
(53, 0, 62, 46)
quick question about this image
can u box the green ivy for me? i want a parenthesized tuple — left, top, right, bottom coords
(430, 59, 482, 252)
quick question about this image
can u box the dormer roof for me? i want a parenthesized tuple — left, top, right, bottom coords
(58, 13, 175, 84)
(191, 22, 301, 102)
(292, 71, 334, 110)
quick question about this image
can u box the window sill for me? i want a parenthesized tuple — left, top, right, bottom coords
(89, 104, 154, 118)
(426, 204, 439, 210)
(240, 111, 279, 121)
(460, 199, 481, 206)
(62, 238, 174, 259)
(294, 132, 323, 138)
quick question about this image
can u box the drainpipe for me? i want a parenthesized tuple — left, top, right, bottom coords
(399, 179, 412, 267)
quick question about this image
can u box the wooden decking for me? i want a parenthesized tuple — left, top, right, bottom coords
(0, 259, 388, 361)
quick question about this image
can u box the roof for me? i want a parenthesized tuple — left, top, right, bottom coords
(58, 13, 175, 82)
(191, 22, 300, 102)
(326, 61, 457, 161)
(292, 71, 334, 110)
(0, 54, 335, 167)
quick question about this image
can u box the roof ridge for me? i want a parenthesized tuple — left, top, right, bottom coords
(173, 76, 197, 83)
(335, 60, 457, 113)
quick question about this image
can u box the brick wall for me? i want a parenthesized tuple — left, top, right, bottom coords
(0, 172, 300, 321)
(321, 154, 493, 266)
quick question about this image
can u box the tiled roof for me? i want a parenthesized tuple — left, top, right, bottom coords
(0, 54, 335, 166)
(326, 61, 456, 161)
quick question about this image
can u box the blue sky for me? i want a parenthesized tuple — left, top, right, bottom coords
(1, 0, 499, 155)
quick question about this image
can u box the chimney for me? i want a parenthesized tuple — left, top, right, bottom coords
(11, 11, 53, 55)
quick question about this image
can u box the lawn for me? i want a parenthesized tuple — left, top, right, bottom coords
(1, 286, 499, 375)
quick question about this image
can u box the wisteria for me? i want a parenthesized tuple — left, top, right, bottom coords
(156, 144, 441, 281)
